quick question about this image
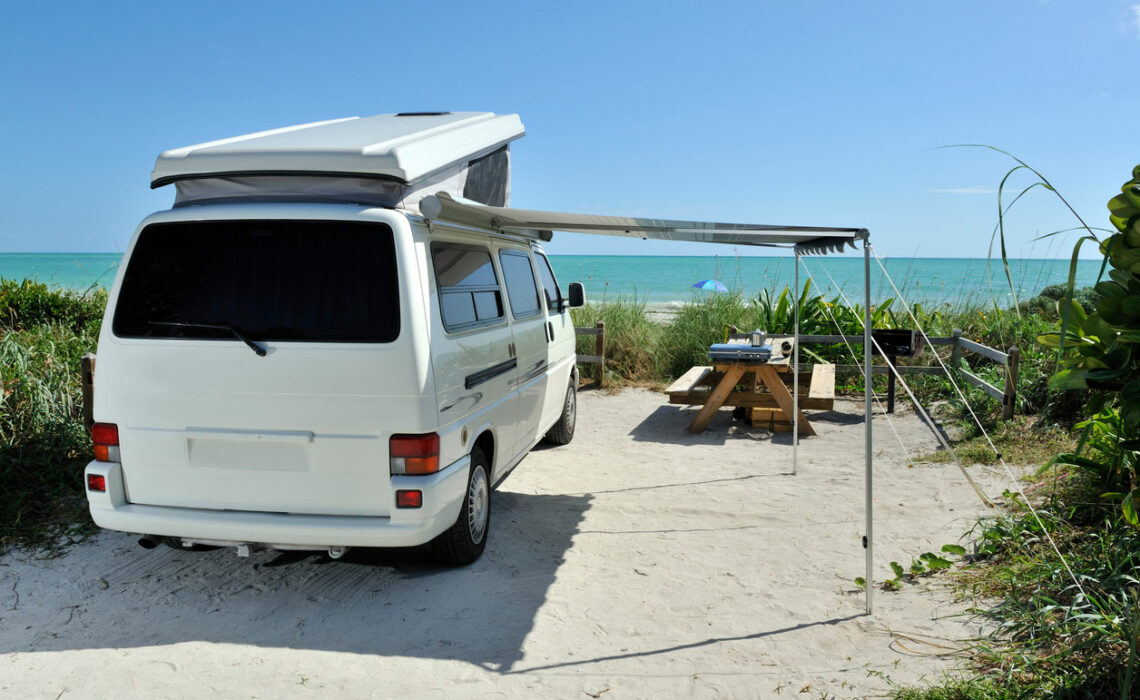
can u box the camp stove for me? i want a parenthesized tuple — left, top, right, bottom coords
(708, 329, 773, 364)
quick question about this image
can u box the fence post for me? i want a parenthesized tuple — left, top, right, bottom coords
(81, 353, 96, 430)
(950, 328, 963, 370)
(1003, 346, 1020, 421)
(595, 321, 605, 388)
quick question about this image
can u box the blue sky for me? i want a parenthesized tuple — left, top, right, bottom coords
(1, 1, 1136, 257)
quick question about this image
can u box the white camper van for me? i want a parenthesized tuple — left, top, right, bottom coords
(84, 112, 584, 564)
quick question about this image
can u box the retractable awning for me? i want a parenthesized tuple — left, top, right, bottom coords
(425, 189, 876, 614)
(419, 192, 868, 255)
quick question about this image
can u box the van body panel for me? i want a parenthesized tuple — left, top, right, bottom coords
(85, 454, 469, 547)
(424, 224, 521, 479)
(95, 205, 438, 518)
(494, 241, 551, 455)
(534, 250, 578, 431)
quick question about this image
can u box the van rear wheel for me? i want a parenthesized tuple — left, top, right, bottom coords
(544, 381, 576, 445)
(432, 447, 490, 566)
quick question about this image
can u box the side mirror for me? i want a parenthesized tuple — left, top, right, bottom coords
(567, 282, 585, 308)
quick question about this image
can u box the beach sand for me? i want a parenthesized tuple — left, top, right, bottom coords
(0, 389, 1012, 699)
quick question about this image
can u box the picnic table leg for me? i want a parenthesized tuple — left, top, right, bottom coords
(756, 365, 816, 437)
(688, 364, 747, 433)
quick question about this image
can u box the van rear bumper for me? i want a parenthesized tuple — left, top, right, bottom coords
(83, 456, 470, 549)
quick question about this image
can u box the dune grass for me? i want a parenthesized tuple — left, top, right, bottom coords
(0, 280, 103, 552)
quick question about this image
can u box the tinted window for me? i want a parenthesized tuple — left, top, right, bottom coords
(432, 243, 503, 331)
(499, 250, 541, 319)
(113, 220, 399, 343)
(535, 253, 562, 313)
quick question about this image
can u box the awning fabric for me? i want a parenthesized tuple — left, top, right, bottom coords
(419, 192, 867, 255)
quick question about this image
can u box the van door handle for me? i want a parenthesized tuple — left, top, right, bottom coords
(547, 322, 555, 342)
(508, 342, 516, 358)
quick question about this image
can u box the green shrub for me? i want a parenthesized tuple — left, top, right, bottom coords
(0, 278, 107, 334)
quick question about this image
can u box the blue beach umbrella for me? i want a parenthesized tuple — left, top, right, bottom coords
(691, 279, 729, 292)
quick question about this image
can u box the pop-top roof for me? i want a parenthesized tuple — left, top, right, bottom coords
(150, 112, 525, 188)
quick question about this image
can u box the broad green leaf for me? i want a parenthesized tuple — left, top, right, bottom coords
(941, 544, 967, 556)
(1070, 299, 1088, 323)
(1110, 269, 1134, 286)
(1122, 379, 1140, 405)
(1097, 280, 1126, 297)
(1049, 368, 1089, 390)
(890, 561, 905, 579)
(1122, 492, 1140, 527)
(1122, 295, 1140, 317)
(925, 557, 953, 571)
(1108, 194, 1137, 218)
(1098, 296, 1124, 324)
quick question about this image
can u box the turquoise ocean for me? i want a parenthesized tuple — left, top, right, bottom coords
(0, 252, 1106, 309)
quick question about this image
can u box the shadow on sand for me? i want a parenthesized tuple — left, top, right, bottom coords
(0, 491, 590, 673)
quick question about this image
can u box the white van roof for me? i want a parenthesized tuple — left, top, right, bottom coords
(151, 112, 525, 188)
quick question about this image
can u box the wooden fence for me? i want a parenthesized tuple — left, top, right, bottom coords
(81, 353, 96, 430)
(800, 329, 1020, 420)
(574, 321, 606, 387)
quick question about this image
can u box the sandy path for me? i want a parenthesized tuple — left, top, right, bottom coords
(0, 389, 1010, 699)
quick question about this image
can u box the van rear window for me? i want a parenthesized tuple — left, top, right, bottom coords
(113, 220, 399, 343)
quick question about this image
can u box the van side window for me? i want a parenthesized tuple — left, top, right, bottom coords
(534, 252, 562, 313)
(432, 243, 504, 331)
(498, 250, 542, 320)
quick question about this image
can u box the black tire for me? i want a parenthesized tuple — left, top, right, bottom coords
(544, 381, 576, 445)
(431, 446, 490, 566)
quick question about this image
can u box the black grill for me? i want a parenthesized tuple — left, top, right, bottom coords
(871, 329, 923, 357)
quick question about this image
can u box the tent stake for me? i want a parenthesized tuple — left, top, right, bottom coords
(863, 239, 873, 615)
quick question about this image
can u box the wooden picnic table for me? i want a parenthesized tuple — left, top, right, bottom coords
(663, 337, 835, 435)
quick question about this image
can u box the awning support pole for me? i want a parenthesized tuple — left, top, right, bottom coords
(793, 250, 800, 475)
(863, 239, 873, 615)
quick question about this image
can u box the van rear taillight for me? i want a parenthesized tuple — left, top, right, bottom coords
(92, 422, 120, 462)
(390, 433, 440, 475)
(87, 474, 107, 492)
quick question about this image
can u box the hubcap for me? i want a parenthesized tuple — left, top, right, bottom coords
(467, 465, 489, 544)
(566, 386, 576, 428)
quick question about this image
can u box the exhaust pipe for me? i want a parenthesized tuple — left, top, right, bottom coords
(137, 535, 162, 549)
(327, 546, 349, 560)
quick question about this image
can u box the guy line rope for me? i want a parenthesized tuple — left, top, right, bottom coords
(862, 244, 1089, 604)
(794, 264, 918, 473)
(799, 258, 995, 509)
